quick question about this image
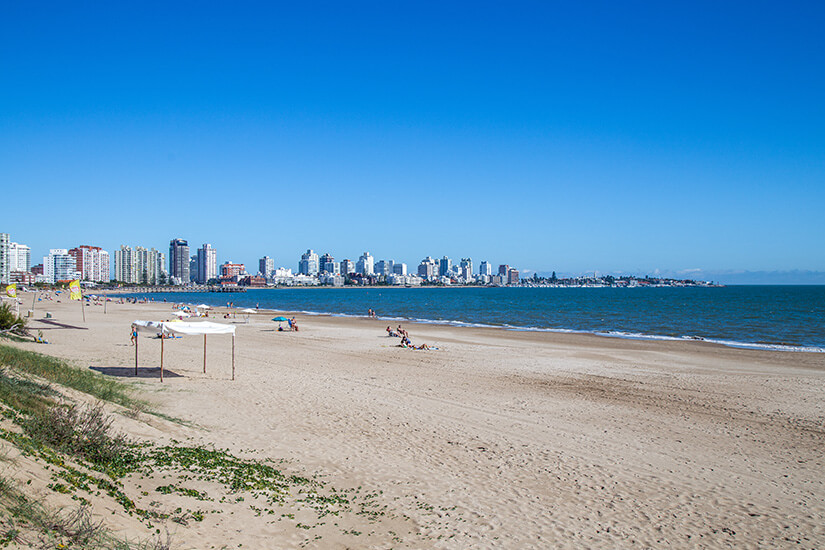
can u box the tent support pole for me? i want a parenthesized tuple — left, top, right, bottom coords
(160, 337, 164, 383)
(135, 334, 138, 376)
(232, 334, 235, 381)
(203, 335, 207, 373)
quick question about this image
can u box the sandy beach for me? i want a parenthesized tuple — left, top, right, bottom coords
(2, 293, 824, 549)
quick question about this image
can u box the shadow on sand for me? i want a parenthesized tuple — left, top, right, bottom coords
(33, 319, 89, 330)
(90, 366, 183, 379)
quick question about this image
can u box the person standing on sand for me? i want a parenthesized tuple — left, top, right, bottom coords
(130, 328, 137, 345)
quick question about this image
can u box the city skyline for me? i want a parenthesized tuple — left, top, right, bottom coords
(4, 228, 825, 286)
(2, 3, 824, 280)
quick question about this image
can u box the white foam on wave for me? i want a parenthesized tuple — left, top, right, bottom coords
(123, 293, 825, 354)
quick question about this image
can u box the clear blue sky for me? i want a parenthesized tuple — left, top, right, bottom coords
(2, 1, 824, 278)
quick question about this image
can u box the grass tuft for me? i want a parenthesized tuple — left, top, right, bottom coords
(0, 368, 57, 417)
(0, 343, 144, 411)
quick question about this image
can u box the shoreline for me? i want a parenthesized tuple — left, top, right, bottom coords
(108, 290, 825, 355)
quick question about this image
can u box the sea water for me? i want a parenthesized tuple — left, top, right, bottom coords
(120, 285, 825, 352)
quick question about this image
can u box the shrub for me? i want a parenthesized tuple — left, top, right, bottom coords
(0, 303, 27, 335)
(24, 403, 129, 467)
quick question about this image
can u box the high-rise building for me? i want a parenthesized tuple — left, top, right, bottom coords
(459, 258, 473, 280)
(375, 260, 391, 276)
(418, 257, 437, 280)
(319, 253, 337, 274)
(356, 252, 374, 275)
(197, 244, 218, 284)
(169, 238, 190, 285)
(9, 242, 31, 274)
(439, 256, 452, 277)
(299, 249, 319, 276)
(43, 249, 78, 283)
(392, 262, 407, 276)
(507, 268, 520, 286)
(0, 234, 10, 284)
(189, 255, 199, 282)
(479, 261, 493, 276)
(498, 264, 510, 276)
(114, 246, 134, 283)
(259, 256, 275, 278)
(340, 259, 355, 275)
(68, 246, 110, 282)
(115, 246, 166, 284)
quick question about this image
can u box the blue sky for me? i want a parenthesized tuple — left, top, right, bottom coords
(2, 1, 824, 279)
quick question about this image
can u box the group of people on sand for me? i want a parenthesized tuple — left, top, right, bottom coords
(385, 325, 433, 350)
(278, 317, 299, 332)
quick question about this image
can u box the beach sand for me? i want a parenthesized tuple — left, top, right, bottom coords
(3, 293, 824, 548)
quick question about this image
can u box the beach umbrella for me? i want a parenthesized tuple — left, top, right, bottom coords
(272, 316, 288, 328)
(240, 308, 256, 323)
(171, 311, 191, 319)
(196, 304, 212, 310)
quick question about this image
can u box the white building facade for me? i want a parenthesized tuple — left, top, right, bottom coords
(299, 249, 319, 276)
(43, 249, 79, 283)
(356, 252, 374, 276)
(115, 245, 166, 285)
(198, 244, 218, 284)
(0, 233, 10, 284)
(9, 242, 31, 274)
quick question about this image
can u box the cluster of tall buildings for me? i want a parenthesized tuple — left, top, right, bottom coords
(0, 233, 210, 286)
(1, 233, 113, 285)
(284, 249, 518, 286)
(1, 231, 519, 288)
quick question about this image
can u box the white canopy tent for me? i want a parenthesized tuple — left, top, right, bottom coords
(131, 321, 237, 382)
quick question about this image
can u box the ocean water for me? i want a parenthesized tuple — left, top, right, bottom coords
(120, 286, 825, 352)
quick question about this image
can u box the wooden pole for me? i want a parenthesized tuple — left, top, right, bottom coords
(231, 334, 235, 381)
(104, 292, 107, 314)
(134, 331, 138, 375)
(160, 336, 164, 383)
(203, 334, 207, 373)
(31, 289, 37, 316)
(80, 290, 85, 322)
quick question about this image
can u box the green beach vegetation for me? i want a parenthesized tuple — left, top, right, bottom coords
(0, 342, 416, 547)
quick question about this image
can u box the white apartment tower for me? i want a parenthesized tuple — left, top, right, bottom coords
(0, 233, 10, 284)
(197, 244, 218, 284)
(115, 245, 166, 285)
(43, 249, 78, 284)
(9, 242, 31, 274)
(356, 252, 374, 276)
(418, 257, 437, 280)
(299, 249, 319, 276)
(259, 256, 275, 279)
